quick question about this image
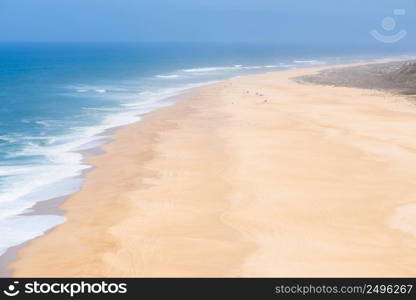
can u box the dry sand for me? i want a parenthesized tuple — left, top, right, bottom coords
(9, 66, 416, 277)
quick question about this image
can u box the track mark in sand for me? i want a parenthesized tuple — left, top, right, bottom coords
(390, 203, 416, 239)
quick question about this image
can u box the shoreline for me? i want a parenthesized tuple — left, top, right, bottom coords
(0, 64, 329, 277)
(0, 94, 184, 278)
(0, 59, 409, 273)
(0, 65, 318, 277)
(7, 62, 416, 277)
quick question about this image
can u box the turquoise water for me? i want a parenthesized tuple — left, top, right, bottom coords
(0, 42, 414, 256)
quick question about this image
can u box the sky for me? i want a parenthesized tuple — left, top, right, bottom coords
(0, 0, 415, 45)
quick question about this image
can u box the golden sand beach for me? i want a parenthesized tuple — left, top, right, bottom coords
(10, 66, 416, 277)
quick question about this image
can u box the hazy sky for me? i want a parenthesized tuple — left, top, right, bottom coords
(0, 0, 415, 44)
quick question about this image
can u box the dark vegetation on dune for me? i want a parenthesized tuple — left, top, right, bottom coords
(392, 62, 416, 90)
(297, 60, 416, 96)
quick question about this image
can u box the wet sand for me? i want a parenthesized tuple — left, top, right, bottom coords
(9, 65, 416, 277)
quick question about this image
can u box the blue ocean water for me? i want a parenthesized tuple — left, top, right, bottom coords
(0, 42, 414, 256)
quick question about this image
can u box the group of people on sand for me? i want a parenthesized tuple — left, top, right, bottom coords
(245, 90, 268, 103)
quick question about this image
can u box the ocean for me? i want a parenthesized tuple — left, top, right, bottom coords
(0, 42, 414, 257)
